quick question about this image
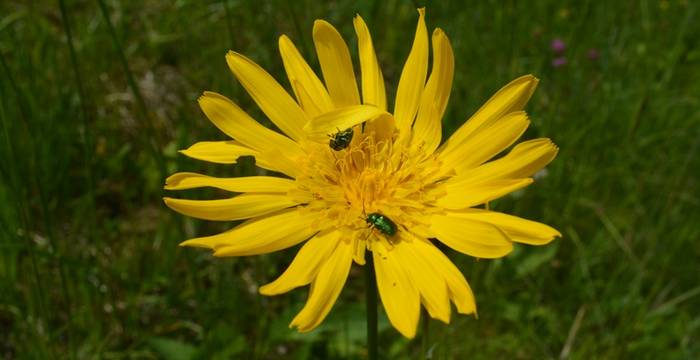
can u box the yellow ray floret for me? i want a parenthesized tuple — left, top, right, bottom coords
(313, 20, 361, 107)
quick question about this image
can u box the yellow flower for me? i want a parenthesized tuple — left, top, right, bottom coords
(164, 8, 560, 338)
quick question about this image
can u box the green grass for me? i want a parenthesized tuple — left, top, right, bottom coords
(1, 0, 699, 358)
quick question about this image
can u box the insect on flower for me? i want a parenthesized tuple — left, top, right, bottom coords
(328, 127, 354, 150)
(365, 212, 397, 237)
(164, 8, 561, 338)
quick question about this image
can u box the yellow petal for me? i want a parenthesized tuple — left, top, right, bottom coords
(459, 138, 558, 182)
(434, 178, 533, 209)
(410, 237, 476, 315)
(290, 238, 353, 332)
(164, 173, 295, 193)
(439, 75, 539, 158)
(373, 242, 420, 338)
(279, 35, 334, 117)
(412, 28, 454, 155)
(164, 194, 298, 221)
(179, 141, 254, 164)
(180, 208, 317, 254)
(290, 79, 323, 118)
(448, 209, 561, 245)
(439, 111, 530, 173)
(399, 237, 451, 323)
(352, 236, 367, 265)
(353, 15, 386, 110)
(259, 230, 341, 295)
(429, 214, 513, 258)
(304, 105, 386, 138)
(313, 20, 360, 107)
(254, 148, 300, 178)
(394, 8, 428, 135)
(178, 128, 299, 177)
(364, 113, 396, 143)
(226, 51, 307, 141)
(198, 91, 302, 158)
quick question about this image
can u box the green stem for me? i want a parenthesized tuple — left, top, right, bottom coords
(365, 253, 378, 360)
(59, 0, 96, 239)
(57, 3, 90, 357)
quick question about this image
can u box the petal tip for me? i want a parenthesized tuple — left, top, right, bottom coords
(312, 19, 329, 31)
(258, 285, 273, 296)
(179, 239, 202, 248)
(278, 34, 292, 48)
(225, 51, 247, 68)
(312, 19, 340, 41)
(521, 74, 540, 88)
(352, 14, 366, 29)
(401, 326, 418, 339)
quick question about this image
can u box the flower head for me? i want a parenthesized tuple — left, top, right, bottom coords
(165, 8, 560, 338)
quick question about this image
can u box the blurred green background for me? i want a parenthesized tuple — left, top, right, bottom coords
(1, 0, 699, 358)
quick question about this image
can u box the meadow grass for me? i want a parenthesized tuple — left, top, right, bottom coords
(1, 0, 699, 358)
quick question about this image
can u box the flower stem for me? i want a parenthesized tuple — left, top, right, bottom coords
(365, 253, 378, 360)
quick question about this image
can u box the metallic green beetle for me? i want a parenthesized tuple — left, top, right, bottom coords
(365, 212, 397, 237)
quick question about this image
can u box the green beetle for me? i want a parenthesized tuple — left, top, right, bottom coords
(365, 212, 397, 237)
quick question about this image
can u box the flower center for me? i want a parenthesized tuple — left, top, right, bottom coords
(293, 127, 446, 243)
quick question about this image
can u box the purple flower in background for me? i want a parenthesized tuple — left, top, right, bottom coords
(550, 38, 566, 53)
(587, 48, 600, 61)
(552, 57, 567, 67)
